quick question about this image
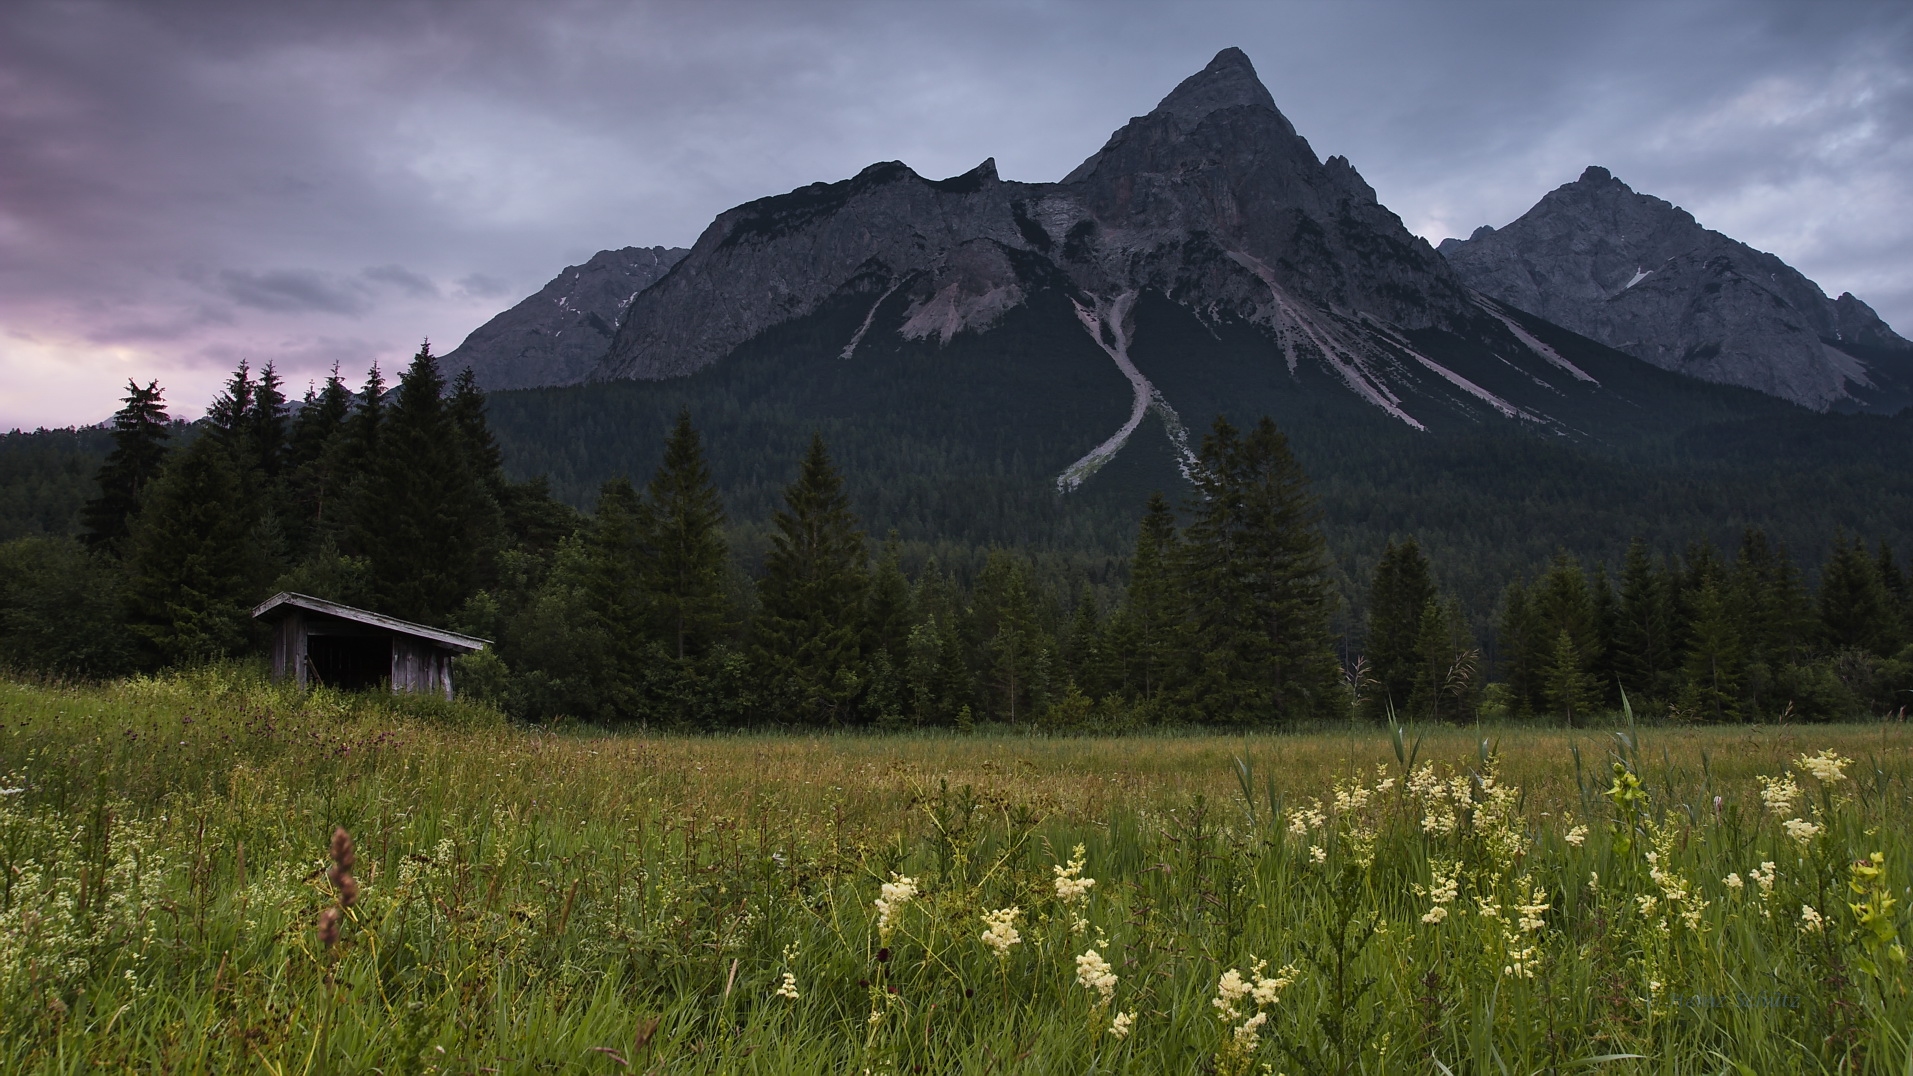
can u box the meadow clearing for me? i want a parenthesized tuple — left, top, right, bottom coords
(0, 669, 1909, 1073)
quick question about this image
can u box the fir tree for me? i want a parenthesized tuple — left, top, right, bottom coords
(1106, 491, 1180, 703)
(1495, 580, 1546, 715)
(447, 366, 506, 497)
(973, 550, 1051, 723)
(285, 367, 354, 539)
(866, 535, 914, 661)
(905, 561, 971, 725)
(754, 434, 869, 725)
(351, 342, 498, 623)
(1542, 628, 1600, 726)
(1406, 598, 1479, 724)
(1175, 416, 1342, 725)
(1612, 539, 1677, 702)
(580, 476, 647, 718)
(247, 361, 289, 479)
(123, 436, 266, 665)
(1363, 538, 1437, 718)
(637, 410, 730, 661)
(205, 360, 257, 445)
(1679, 579, 1744, 722)
(81, 380, 171, 553)
(1819, 536, 1895, 656)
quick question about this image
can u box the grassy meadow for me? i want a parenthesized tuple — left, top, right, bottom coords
(1, 670, 1910, 1073)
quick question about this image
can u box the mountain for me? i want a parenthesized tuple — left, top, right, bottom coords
(579, 48, 1803, 498)
(1439, 167, 1913, 413)
(444, 245, 686, 391)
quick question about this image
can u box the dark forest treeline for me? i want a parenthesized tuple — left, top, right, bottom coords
(2, 351, 1911, 727)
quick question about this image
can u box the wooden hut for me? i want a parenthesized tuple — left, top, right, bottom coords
(252, 592, 488, 699)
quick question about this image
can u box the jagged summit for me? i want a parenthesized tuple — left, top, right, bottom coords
(1144, 46, 1282, 129)
(1441, 167, 1913, 411)
(1062, 47, 1299, 186)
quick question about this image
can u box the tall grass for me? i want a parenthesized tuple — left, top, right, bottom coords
(0, 669, 1908, 1073)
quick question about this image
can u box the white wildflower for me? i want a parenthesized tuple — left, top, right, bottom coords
(980, 906, 1021, 957)
(1781, 818, 1821, 846)
(1054, 845, 1096, 905)
(1564, 825, 1588, 848)
(1251, 963, 1297, 1006)
(1796, 749, 1851, 784)
(1213, 968, 1252, 1019)
(1309, 845, 1327, 865)
(1723, 872, 1743, 891)
(1232, 1010, 1268, 1050)
(1799, 904, 1824, 934)
(775, 972, 800, 1000)
(874, 874, 917, 941)
(1075, 949, 1118, 1003)
(1109, 1011, 1134, 1040)
(1757, 775, 1802, 817)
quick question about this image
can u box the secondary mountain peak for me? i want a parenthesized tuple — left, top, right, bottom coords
(1441, 169, 1913, 411)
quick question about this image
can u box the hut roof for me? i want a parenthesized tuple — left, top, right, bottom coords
(251, 592, 489, 653)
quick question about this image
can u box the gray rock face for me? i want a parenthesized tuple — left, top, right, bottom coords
(594, 46, 1531, 446)
(443, 246, 686, 391)
(1439, 167, 1913, 411)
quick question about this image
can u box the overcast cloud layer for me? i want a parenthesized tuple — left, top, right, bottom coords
(3, 0, 1909, 429)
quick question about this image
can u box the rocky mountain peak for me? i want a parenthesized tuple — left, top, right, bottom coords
(1147, 46, 1281, 129)
(1441, 169, 1913, 411)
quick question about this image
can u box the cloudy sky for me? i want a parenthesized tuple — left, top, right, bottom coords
(3, 0, 1909, 430)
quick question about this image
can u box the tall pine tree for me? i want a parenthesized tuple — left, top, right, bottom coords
(350, 342, 498, 623)
(1363, 538, 1437, 718)
(637, 410, 731, 661)
(123, 435, 267, 665)
(1175, 416, 1342, 725)
(81, 380, 171, 553)
(753, 434, 869, 725)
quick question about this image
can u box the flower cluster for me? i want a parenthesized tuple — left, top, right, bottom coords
(1075, 949, 1118, 1003)
(1757, 774, 1802, 817)
(1799, 904, 1824, 934)
(1797, 749, 1851, 784)
(980, 906, 1021, 957)
(1212, 959, 1298, 1069)
(1420, 862, 1459, 925)
(874, 874, 917, 942)
(1781, 818, 1821, 846)
(1054, 845, 1096, 905)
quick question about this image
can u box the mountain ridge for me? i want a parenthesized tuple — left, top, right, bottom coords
(1439, 166, 1913, 412)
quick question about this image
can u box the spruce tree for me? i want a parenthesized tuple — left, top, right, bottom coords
(754, 434, 869, 725)
(1679, 579, 1744, 722)
(123, 436, 266, 665)
(866, 535, 914, 662)
(1407, 598, 1479, 724)
(580, 476, 647, 717)
(1106, 491, 1181, 704)
(351, 341, 498, 623)
(637, 410, 730, 661)
(1613, 539, 1677, 702)
(81, 380, 172, 553)
(1364, 538, 1437, 718)
(1819, 536, 1895, 656)
(205, 360, 257, 446)
(1542, 628, 1600, 726)
(973, 550, 1051, 723)
(247, 361, 289, 480)
(285, 367, 354, 540)
(905, 561, 971, 725)
(447, 366, 506, 497)
(1175, 416, 1342, 725)
(1495, 580, 1546, 715)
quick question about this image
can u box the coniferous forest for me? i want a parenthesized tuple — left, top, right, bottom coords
(2, 343, 1912, 728)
